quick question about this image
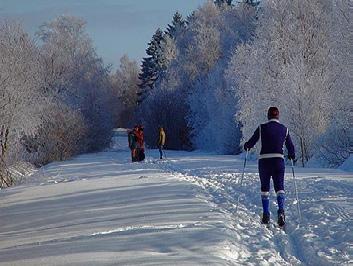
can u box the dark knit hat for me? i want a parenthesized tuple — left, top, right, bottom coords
(267, 106, 279, 119)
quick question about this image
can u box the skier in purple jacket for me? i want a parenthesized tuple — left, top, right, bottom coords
(244, 107, 295, 226)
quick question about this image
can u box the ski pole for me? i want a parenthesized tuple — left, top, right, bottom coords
(235, 149, 249, 215)
(291, 159, 302, 223)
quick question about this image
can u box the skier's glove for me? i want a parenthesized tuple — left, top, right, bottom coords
(287, 155, 295, 160)
(244, 143, 250, 151)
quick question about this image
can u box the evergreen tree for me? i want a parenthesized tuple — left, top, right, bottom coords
(242, 0, 260, 7)
(137, 58, 156, 103)
(166, 11, 186, 39)
(138, 29, 165, 103)
(214, 0, 232, 6)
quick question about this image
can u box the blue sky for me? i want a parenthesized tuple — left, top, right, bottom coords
(0, 0, 206, 68)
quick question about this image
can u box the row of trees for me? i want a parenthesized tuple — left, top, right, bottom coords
(136, 2, 257, 151)
(227, 0, 352, 166)
(2, 0, 350, 187)
(134, 0, 351, 167)
(0, 16, 122, 187)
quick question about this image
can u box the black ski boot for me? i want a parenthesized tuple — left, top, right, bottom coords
(261, 213, 270, 224)
(277, 209, 285, 227)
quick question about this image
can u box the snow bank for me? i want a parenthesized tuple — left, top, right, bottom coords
(7, 161, 37, 185)
(339, 154, 353, 172)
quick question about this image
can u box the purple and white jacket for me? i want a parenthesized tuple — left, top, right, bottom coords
(244, 119, 295, 160)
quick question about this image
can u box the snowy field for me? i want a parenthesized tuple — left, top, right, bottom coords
(0, 129, 352, 265)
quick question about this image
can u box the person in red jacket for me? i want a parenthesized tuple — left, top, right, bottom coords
(135, 125, 145, 161)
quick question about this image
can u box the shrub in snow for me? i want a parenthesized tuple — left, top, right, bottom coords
(316, 125, 352, 168)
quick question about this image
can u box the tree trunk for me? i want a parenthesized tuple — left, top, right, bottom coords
(0, 126, 12, 187)
(300, 136, 306, 167)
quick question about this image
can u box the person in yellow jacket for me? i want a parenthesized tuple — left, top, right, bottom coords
(158, 127, 166, 159)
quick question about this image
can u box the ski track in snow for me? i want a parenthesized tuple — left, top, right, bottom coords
(0, 130, 352, 265)
(153, 154, 353, 265)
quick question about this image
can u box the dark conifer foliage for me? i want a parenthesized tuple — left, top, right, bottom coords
(214, 0, 232, 6)
(138, 28, 165, 103)
(166, 11, 186, 38)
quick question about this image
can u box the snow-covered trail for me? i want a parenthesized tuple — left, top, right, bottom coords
(0, 152, 232, 265)
(0, 130, 352, 265)
(159, 152, 353, 265)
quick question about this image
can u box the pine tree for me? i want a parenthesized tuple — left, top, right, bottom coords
(166, 11, 186, 39)
(242, 0, 260, 7)
(137, 58, 156, 103)
(138, 29, 165, 103)
(214, 0, 232, 7)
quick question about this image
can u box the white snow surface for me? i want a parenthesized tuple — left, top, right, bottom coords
(0, 130, 352, 266)
(340, 155, 353, 172)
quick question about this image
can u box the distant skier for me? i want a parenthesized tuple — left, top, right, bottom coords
(158, 127, 166, 159)
(244, 107, 295, 226)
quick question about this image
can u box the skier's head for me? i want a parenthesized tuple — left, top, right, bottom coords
(267, 106, 279, 120)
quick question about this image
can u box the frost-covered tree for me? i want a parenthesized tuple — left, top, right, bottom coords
(0, 21, 46, 186)
(188, 68, 240, 153)
(137, 1, 257, 152)
(36, 16, 93, 98)
(160, 35, 177, 65)
(24, 103, 86, 165)
(187, 3, 256, 153)
(137, 3, 221, 149)
(136, 23, 184, 148)
(183, 2, 222, 80)
(315, 0, 353, 167)
(37, 15, 116, 152)
(228, 0, 350, 166)
(113, 55, 139, 127)
(0, 16, 119, 186)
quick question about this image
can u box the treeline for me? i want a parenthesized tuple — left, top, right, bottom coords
(0, 16, 123, 187)
(228, 0, 352, 167)
(135, 0, 352, 167)
(1, 0, 351, 188)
